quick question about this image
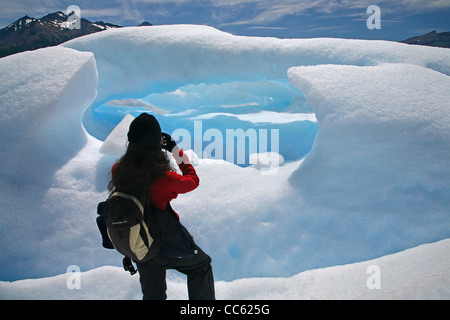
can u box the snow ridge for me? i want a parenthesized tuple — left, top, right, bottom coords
(0, 26, 449, 294)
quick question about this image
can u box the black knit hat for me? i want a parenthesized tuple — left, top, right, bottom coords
(127, 113, 162, 146)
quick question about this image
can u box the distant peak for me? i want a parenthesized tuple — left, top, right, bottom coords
(139, 21, 153, 27)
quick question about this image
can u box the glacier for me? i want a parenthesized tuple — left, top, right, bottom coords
(0, 24, 449, 296)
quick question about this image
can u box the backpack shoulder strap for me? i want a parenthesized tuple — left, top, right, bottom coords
(110, 191, 145, 217)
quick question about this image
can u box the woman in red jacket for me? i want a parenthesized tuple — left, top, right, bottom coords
(109, 113, 215, 300)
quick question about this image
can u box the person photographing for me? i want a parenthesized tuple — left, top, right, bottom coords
(108, 112, 215, 300)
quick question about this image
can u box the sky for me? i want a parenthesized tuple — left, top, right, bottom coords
(0, 0, 449, 41)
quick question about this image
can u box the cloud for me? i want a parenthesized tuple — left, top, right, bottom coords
(1, 0, 449, 29)
(215, 0, 450, 28)
(80, 8, 124, 18)
(397, 0, 450, 11)
(247, 26, 287, 30)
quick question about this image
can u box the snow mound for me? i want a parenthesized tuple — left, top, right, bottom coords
(1, 239, 448, 300)
(61, 25, 450, 140)
(0, 46, 97, 184)
(288, 63, 450, 224)
(0, 46, 99, 280)
(221, 238, 450, 300)
(62, 25, 450, 105)
(99, 114, 134, 155)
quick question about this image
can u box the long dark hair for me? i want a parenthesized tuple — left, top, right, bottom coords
(108, 139, 173, 193)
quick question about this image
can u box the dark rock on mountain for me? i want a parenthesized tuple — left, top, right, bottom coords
(0, 11, 123, 58)
(139, 21, 153, 27)
(400, 30, 450, 49)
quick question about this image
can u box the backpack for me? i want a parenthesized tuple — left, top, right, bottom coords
(96, 189, 197, 268)
(98, 189, 161, 264)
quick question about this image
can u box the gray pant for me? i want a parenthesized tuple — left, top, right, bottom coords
(135, 245, 215, 300)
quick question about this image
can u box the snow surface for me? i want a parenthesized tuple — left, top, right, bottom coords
(0, 25, 449, 299)
(1, 239, 449, 299)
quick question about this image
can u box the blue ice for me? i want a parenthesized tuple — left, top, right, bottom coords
(88, 80, 318, 165)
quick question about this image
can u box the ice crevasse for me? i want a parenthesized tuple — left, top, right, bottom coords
(0, 25, 449, 281)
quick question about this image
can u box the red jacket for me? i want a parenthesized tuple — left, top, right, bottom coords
(112, 149, 199, 219)
(150, 150, 199, 217)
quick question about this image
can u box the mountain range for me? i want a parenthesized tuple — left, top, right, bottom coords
(0, 11, 151, 58)
(400, 30, 450, 48)
(0, 11, 448, 59)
